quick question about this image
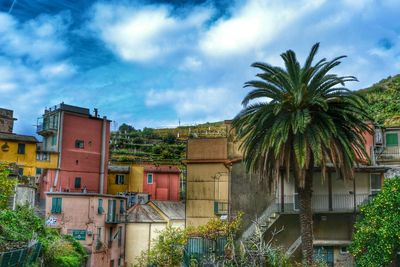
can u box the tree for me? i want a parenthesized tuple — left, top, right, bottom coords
(350, 177, 400, 266)
(118, 123, 135, 132)
(0, 163, 17, 209)
(232, 43, 370, 264)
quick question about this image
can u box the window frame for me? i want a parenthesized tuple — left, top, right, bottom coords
(386, 132, 399, 147)
(74, 177, 82, 189)
(51, 197, 62, 213)
(75, 139, 84, 149)
(147, 173, 154, 184)
(17, 143, 25, 154)
(115, 174, 125, 185)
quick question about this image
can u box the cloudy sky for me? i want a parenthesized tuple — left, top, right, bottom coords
(1, 0, 399, 134)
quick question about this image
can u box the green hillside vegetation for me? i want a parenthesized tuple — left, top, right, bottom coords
(110, 122, 227, 164)
(359, 74, 400, 126)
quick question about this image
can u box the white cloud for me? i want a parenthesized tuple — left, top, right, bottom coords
(145, 87, 241, 120)
(89, 3, 213, 62)
(199, 0, 325, 57)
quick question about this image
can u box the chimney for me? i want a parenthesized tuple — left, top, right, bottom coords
(94, 108, 98, 118)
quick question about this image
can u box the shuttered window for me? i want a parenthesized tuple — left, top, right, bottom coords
(386, 133, 399, 147)
(51, 197, 62, 213)
(74, 177, 81, 188)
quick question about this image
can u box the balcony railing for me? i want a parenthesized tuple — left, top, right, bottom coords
(105, 213, 124, 224)
(36, 123, 57, 136)
(276, 193, 373, 213)
(375, 146, 400, 162)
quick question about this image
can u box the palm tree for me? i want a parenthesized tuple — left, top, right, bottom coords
(232, 43, 370, 264)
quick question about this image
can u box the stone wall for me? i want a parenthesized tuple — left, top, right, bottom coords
(0, 108, 15, 133)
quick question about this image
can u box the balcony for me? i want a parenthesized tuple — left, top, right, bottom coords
(375, 146, 400, 163)
(277, 193, 373, 213)
(105, 213, 124, 224)
(37, 123, 57, 136)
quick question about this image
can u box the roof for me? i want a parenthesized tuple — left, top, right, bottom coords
(0, 133, 38, 143)
(46, 192, 127, 199)
(152, 200, 185, 220)
(126, 204, 165, 223)
(144, 165, 181, 173)
(108, 165, 130, 173)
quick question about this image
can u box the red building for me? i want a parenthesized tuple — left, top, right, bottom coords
(38, 103, 110, 198)
(142, 165, 181, 201)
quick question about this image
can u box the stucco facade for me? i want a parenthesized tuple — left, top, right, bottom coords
(45, 193, 126, 267)
(38, 104, 110, 198)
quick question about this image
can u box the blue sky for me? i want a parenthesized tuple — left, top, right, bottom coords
(1, 0, 400, 134)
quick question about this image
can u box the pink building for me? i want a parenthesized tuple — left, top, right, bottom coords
(38, 103, 110, 198)
(142, 165, 181, 201)
(45, 192, 126, 267)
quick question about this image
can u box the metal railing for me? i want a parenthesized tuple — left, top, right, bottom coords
(0, 242, 41, 267)
(277, 193, 372, 213)
(183, 237, 227, 267)
(376, 146, 400, 162)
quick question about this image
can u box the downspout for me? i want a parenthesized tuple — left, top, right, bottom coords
(99, 116, 107, 194)
(54, 111, 64, 189)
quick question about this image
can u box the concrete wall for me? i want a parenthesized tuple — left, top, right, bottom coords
(125, 222, 167, 266)
(143, 171, 180, 201)
(130, 165, 143, 192)
(230, 162, 276, 235)
(14, 185, 36, 208)
(186, 163, 228, 227)
(187, 138, 227, 160)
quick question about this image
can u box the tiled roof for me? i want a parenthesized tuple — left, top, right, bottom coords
(0, 133, 38, 143)
(152, 200, 185, 220)
(126, 203, 164, 223)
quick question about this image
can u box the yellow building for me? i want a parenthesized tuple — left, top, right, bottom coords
(183, 121, 242, 227)
(107, 165, 144, 195)
(0, 132, 38, 177)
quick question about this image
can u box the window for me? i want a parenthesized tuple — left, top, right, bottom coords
(110, 260, 114, 267)
(36, 168, 43, 175)
(313, 246, 334, 267)
(370, 173, 382, 195)
(75, 139, 84, 149)
(118, 226, 122, 247)
(51, 135, 56, 146)
(17, 143, 25, 154)
(51, 197, 62, 213)
(214, 201, 228, 215)
(74, 177, 81, 188)
(386, 133, 399, 147)
(98, 199, 104, 214)
(107, 199, 117, 222)
(147, 173, 153, 184)
(115, 175, 125, 185)
(120, 200, 125, 214)
(108, 227, 113, 248)
(18, 168, 24, 176)
(36, 152, 49, 161)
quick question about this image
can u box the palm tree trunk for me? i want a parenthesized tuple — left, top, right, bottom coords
(298, 169, 314, 265)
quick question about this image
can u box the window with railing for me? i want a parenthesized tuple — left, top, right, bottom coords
(107, 199, 117, 222)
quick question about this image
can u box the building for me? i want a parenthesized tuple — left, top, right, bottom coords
(107, 164, 181, 201)
(0, 132, 38, 177)
(184, 121, 391, 266)
(45, 192, 126, 267)
(124, 200, 185, 265)
(37, 103, 110, 199)
(0, 108, 16, 133)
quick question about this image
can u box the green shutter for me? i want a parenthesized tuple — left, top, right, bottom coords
(98, 199, 103, 214)
(52, 197, 62, 213)
(386, 133, 398, 147)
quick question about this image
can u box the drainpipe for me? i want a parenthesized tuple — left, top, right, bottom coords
(54, 111, 64, 189)
(99, 116, 107, 194)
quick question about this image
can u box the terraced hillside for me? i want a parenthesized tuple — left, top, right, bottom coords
(110, 122, 227, 164)
(359, 74, 400, 126)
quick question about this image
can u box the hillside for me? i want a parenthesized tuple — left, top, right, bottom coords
(110, 121, 227, 164)
(359, 74, 400, 126)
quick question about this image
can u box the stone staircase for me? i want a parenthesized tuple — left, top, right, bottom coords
(286, 236, 302, 257)
(240, 201, 280, 241)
